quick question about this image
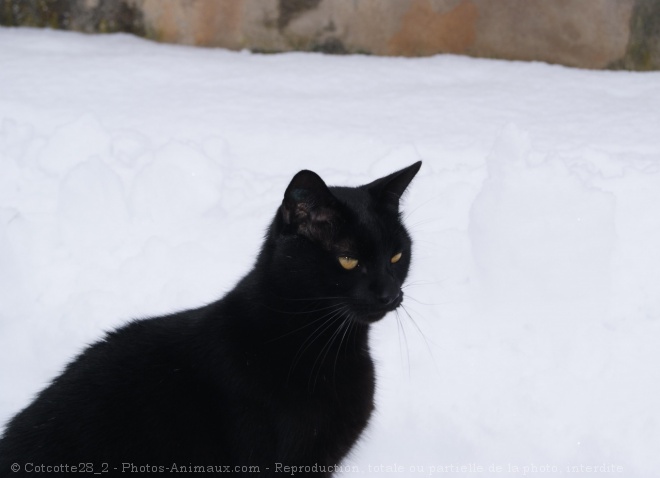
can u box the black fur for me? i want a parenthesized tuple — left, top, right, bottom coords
(0, 162, 422, 477)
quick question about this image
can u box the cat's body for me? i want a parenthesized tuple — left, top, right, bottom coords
(0, 162, 421, 476)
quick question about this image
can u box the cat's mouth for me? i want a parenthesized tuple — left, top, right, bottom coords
(354, 292, 403, 324)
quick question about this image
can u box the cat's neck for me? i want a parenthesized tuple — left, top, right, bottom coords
(220, 267, 371, 358)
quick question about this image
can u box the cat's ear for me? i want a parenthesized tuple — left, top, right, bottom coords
(366, 161, 422, 211)
(281, 170, 340, 242)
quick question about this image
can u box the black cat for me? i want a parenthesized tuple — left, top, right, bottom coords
(0, 161, 422, 477)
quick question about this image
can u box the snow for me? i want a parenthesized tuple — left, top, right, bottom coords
(1, 27, 660, 476)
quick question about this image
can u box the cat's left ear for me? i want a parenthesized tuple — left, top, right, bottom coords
(365, 161, 422, 211)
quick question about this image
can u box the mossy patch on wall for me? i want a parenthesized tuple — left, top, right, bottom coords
(610, 0, 660, 70)
(277, 0, 322, 30)
(1, 0, 69, 29)
(0, 0, 145, 36)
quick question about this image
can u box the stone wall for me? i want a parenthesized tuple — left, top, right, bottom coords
(2, 0, 659, 70)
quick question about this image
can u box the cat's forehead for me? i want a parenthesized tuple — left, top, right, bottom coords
(330, 186, 381, 223)
(329, 185, 406, 252)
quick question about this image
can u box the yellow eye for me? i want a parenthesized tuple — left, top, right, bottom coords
(390, 252, 402, 264)
(338, 256, 359, 270)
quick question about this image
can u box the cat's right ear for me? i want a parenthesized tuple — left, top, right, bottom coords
(281, 170, 340, 242)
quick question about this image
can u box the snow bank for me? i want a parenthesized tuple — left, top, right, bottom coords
(1, 27, 659, 476)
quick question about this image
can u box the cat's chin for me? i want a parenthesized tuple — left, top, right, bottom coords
(355, 304, 402, 324)
(356, 310, 390, 324)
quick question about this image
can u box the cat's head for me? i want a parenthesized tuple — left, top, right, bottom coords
(268, 162, 421, 325)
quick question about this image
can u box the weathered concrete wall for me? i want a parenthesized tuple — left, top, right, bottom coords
(2, 0, 659, 70)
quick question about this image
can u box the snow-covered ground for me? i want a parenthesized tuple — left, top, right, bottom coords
(1, 27, 659, 476)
